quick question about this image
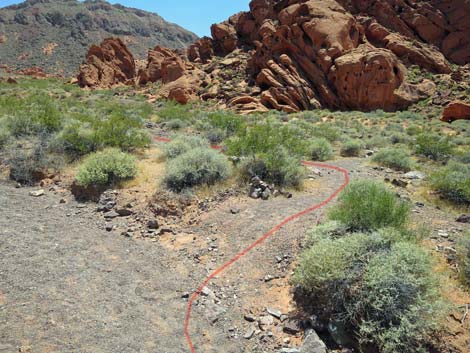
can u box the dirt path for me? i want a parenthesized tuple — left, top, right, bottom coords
(0, 159, 354, 353)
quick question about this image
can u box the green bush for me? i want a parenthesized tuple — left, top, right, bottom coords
(457, 232, 470, 288)
(329, 180, 410, 231)
(364, 135, 387, 149)
(294, 231, 445, 353)
(372, 147, 413, 171)
(309, 138, 334, 161)
(415, 133, 454, 161)
(340, 139, 363, 157)
(312, 123, 341, 142)
(206, 111, 244, 137)
(0, 124, 11, 150)
(165, 118, 187, 130)
(226, 120, 310, 158)
(163, 135, 209, 159)
(430, 161, 470, 204)
(6, 137, 62, 184)
(455, 150, 470, 164)
(164, 147, 230, 192)
(1, 94, 62, 135)
(57, 114, 150, 158)
(241, 146, 305, 188)
(76, 148, 137, 187)
(156, 101, 193, 122)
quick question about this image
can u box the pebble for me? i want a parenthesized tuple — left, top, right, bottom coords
(244, 326, 255, 339)
(244, 314, 256, 322)
(29, 189, 44, 197)
(267, 308, 282, 319)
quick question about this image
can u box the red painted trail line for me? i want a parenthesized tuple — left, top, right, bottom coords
(154, 136, 350, 353)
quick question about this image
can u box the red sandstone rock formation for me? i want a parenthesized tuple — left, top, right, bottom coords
(138, 46, 186, 85)
(77, 0, 469, 113)
(441, 101, 470, 123)
(78, 38, 136, 88)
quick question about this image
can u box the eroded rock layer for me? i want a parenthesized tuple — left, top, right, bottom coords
(78, 0, 470, 113)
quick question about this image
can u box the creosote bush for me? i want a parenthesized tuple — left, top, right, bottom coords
(430, 161, 470, 204)
(76, 148, 137, 187)
(372, 147, 413, 171)
(164, 147, 230, 192)
(309, 138, 334, 161)
(415, 133, 454, 161)
(329, 180, 410, 231)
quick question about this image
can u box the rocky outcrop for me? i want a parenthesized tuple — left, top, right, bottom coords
(78, 38, 136, 88)
(138, 46, 186, 85)
(185, 0, 462, 112)
(441, 101, 470, 123)
(77, 0, 468, 113)
(336, 0, 470, 65)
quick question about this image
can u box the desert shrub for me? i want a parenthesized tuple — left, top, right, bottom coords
(206, 128, 225, 145)
(1, 94, 62, 135)
(340, 139, 363, 157)
(396, 111, 422, 120)
(294, 231, 445, 353)
(415, 133, 454, 161)
(240, 146, 305, 187)
(312, 123, 341, 142)
(163, 135, 209, 159)
(372, 147, 413, 171)
(364, 135, 387, 149)
(227, 120, 310, 157)
(165, 118, 187, 130)
(156, 101, 193, 122)
(57, 113, 150, 157)
(309, 138, 334, 161)
(430, 161, 470, 204)
(389, 132, 412, 145)
(455, 150, 470, 164)
(206, 111, 244, 137)
(406, 125, 424, 136)
(456, 232, 470, 287)
(0, 124, 11, 150)
(329, 180, 410, 231)
(75, 148, 137, 187)
(164, 147, 230, 192)
(6, 136, 62, 184)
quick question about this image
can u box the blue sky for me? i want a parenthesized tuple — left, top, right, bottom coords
(0, 0, 251, 36)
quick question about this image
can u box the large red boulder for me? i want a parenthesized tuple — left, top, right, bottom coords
(77, 38, 136, 88)
(441, 101, 470, 123)
(138, 46, 186, 85)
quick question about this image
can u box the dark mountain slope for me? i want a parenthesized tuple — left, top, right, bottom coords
(0, 0, 198, 75)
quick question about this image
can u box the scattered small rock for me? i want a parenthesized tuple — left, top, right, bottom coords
(391, 179, 408, 188)
(116, 208, 133, 217)
(104, 211, 119, 219)
(244, 313, 256, 322)
(267, 308, 282, 320)
(29, 189, 44, 197)
(403, 171, 426, 180)
(244, 325, 255, 339)
(283, 320, 301, 335)
(105, 224, 113, 232)
(147, 220, 159, 229)
(300, 329, 327, 353)
(230, 207, 240, 214)
(456, 214, 470, 224)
